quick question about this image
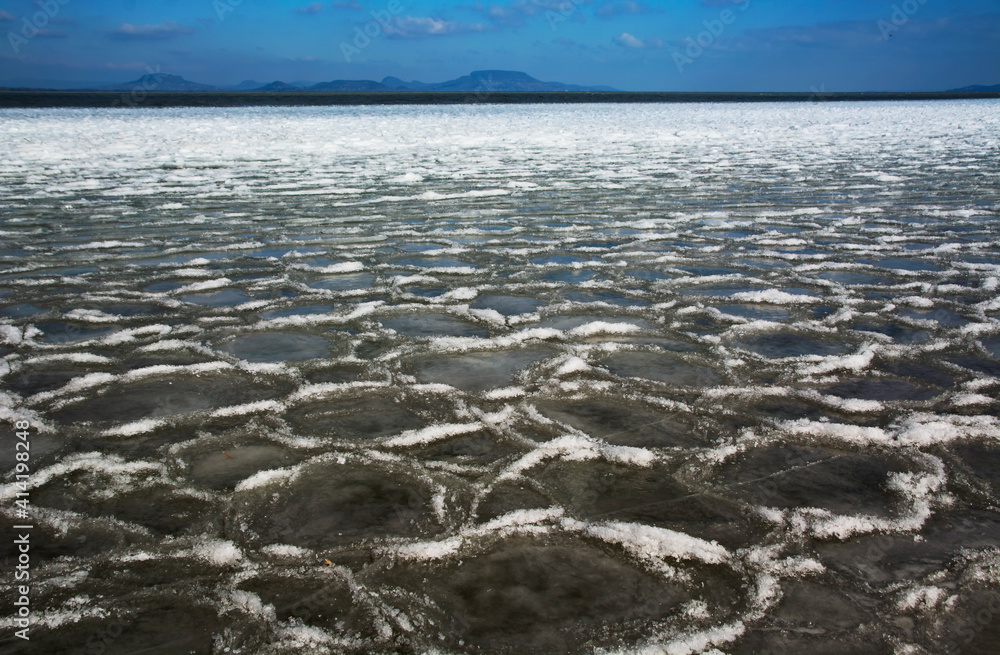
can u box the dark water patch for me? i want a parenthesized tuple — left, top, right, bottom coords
(84, 304, 161, 318)
(293, 257, 364, 270)
(949, 356, 1000, 377)
(0, 600, 225, 655)
(738, 332, 853, 358)
(602, 351, 720, 386)
(531, 458, 687, 522)
(475, 482, 553, 522)
(538, 269, 597, 283)
(818, 510, 1000, 587)
(234, 462, 439, 549)
(471, 294, 546, 316)
(535, 398, 698, 449)
(817, 271, 891, 286)
(881, 362, 955, 389)
(285, 395, 425, 439)
(811, 305, 839, 319)
(408, 347, 553, 392)
(748, 399, 832, 422)
(352, 336, 396, 361)
(6, 364, 90, 396)
(873, 257, 941, 272)
(403, 286, 449, 298)
(53, 376, 279, 425)
(180, 288, 250, 307)
(35, 321, 117, 344)
(644, 494, 762, 549)
(398, 242, 448, 252)
(188, 444, 302, 490)
(719, 448, 900, 516)
(981, 335, 1000, 359)
(732, 582, 876, 655)
(219, 332, 334, 363)
(411, 430, 517, 467)
(561, 290, 650, 307)
(0, 302, 46, 318)
(711, 230, 753, 239)
(954, 444, 1000, 487)
(248, 247, 299, 258)
(733, 258, 792, 269)
(530, 254, 589, 266)
(823, 379, 937, 402)
(122, 351, 217, 369)
(932, 589, 1000, 655)
(382, 313, 488, 338)
(56, 265, 99, 275)
(0, 518, 137, 567)
(714, 304, 791, 321)
(860, 290, 896, 301)
(145, 280, 185, 293)
(238, 573, 363, 636)
(303, 366, 365, 385)
(679, 284, 768, 298)
(377, 535, 711, 654)
(31, 481, 214, 537)
(770, 582, 865, 630)
(259, 304, 334, 319)
(626, 269, 672, 282)
(307, 272, 376, 291)
(679, 266, 742, 277)
(901, 307, 969, 327)
(852, 322, 930, 344)
(395, 256, 472, 269)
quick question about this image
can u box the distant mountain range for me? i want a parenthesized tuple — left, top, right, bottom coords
(947, 84, 1000, 92)
(93, 70, 617, 93)
(2, 73, 997, 94)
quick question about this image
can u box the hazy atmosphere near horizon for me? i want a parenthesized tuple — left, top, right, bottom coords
(0, 0, 999, 91)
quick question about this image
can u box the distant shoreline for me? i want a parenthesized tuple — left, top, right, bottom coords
(1, 90, 998, 108)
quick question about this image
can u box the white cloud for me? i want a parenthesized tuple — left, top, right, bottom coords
(597, 1, 651, 18)
(109, 22, 194, 40)
(296, 2, 323, 14)
(385, 16, 487, 38)
(613, 32, 644, 48)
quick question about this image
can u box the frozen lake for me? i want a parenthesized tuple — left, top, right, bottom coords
(2, 101, 999, 654)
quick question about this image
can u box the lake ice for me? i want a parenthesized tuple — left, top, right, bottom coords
(1, 101, 999, 654)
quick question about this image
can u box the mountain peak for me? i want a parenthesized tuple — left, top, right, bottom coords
(101, 73, 217, 92)
(95, 70, 616, 94)
(469, 70, 535, 79)
(947, 83, 1000, 92)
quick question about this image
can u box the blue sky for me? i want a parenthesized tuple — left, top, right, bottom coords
(1, 0, 998, 90)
